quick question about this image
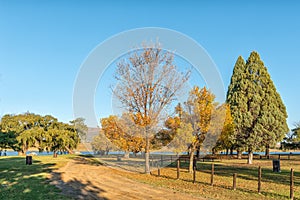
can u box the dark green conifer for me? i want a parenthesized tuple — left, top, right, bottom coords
(227, 52, 288, 164)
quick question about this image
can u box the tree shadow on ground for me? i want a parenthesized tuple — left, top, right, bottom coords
(51, 171, 108, 200)
(164, 160, 300, 199)
(168, 160, 299, 187)
(197, 162, 300, 187)
(71, 155, 104, 166)
(0, 156, 109, 200)
(0, 157, 64, 200)
(151, 166, 296, 200)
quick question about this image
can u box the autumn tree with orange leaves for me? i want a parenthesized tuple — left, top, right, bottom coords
(151, 116, 181, 149)
(113, 42, 190, 174)
(100, 114, 145, 158)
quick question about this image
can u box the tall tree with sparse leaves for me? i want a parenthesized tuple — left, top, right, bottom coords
(113, 42, 190, 174)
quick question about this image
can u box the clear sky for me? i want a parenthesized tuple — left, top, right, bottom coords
(0, 1, 299, 129)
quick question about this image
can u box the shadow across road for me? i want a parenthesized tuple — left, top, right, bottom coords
(0, 156, 109, 200)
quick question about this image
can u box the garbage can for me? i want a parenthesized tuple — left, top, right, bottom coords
(117, 156, 122, 161)
(26, 156, 32, 165)
(272, 159, 280, 172)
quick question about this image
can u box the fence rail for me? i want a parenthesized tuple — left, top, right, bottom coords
(153, 159, 296, 200)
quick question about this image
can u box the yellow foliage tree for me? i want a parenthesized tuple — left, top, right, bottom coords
(182, 86, 216, 172)
(213, 104, 235, 154)
(101, 114, 145, 158)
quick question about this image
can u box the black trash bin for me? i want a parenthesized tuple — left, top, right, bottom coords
(26, 156, 32, 165)
(272, 159, 280, 172)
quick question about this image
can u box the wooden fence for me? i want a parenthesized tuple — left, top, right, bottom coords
(106, 152, 298, 199)
(149, 155, 296, 200)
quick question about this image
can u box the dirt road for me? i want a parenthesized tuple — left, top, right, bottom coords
(50, 158, 205, 200)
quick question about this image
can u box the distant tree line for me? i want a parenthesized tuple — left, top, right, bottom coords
(280, 124, 300, 150)
(0, 112, 87, 156)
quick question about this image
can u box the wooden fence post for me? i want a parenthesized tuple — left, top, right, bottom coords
(258, 166, 262, 193)
(177, 159, 180, 179)
(290, 168, 294, 200)
(158, 165, 161, 177)
(233, 173, 237, 190)
(211, 163, 214, 186)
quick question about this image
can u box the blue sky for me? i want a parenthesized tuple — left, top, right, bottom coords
(0, 1, 299, 129)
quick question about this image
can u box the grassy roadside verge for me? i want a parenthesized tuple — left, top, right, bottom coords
(109, 157, 300, 200)
(1, 154, 299, 200)
(0, 155, 73, 200)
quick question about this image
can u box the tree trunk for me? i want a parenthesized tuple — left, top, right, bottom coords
(212, 148, 216, 155)
(189, 148, 195, 173)
(265, 145, 270, 158)
(65, 146, 73, 154)
(247, 150, 253, 164)
(123, 151, 130, 158)
(230, 147, 234, 155)
(145, 136, 150, 174)
(18, 146, 28, 156)
(53, 151, 57, 158)
(237, 150, 242, 159)
(196, 148, 200, 159)
(226, 148, 229, 155)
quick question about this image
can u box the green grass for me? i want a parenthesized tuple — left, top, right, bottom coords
(138, 157, 300, 200)
(0, 155, 73, 200)
(1, 154, 300, 200)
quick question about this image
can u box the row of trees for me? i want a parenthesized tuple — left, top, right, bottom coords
(0, 112, 87, 156)
(93, 86, 233, 173)
(92, 43, 289, 173)
(227, 52, 289, 164)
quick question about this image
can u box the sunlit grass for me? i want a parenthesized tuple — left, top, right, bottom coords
(112, 156, 300, 200)
(0, 155, 73, 200)
(1, 154, 299, 199)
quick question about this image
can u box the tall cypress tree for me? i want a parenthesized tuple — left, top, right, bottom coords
(256, 57, 289, 156)
(226, 56, 246, 159)
(227, 52, 288, 164)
